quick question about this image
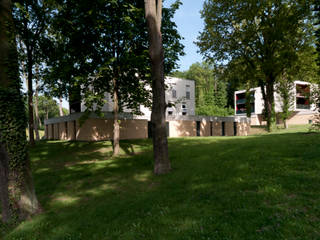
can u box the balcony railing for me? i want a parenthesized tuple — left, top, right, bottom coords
(236, 99, 246, 104)
(296, 104, 310, 110)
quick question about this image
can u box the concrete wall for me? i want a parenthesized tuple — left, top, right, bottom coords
(286, 113, 314, 125)
(212, 121, 222, 136)
(120, 119, 148, 140)
(45, 114, 251, 141)
(67, 121, 76, 140)
(200, 119, 211, 136)
(225, 122, 234, 136)
(237, 122, 250, 136)
(74, 118, 148, 141)
(169, 120, 196, 137)
(48, 124, 53, 140)
(53, 123, 59, 140)
(58, 122, 67, 140)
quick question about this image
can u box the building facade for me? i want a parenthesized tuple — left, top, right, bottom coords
(81, 77, 196, 120)
(235, 80, 318, 125)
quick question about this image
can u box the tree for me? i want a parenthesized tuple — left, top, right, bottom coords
(43, 0, 183, 158)
(276, 72, 295, 129)
(172, 62, 233, 116)
(0, 0, 41, 222)
(144, 0, 171, 174)
(197, 0, 314, 131)
(13, 0, 53, 145)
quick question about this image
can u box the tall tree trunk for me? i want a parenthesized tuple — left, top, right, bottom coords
(265, 77, 276, 132)
(0, 142, 10, 223)
(59, 97, 64, 116)
(112, 78, 120, 156)
(34, 66, 40, 141)
(144, 0, 171, 175)
(0, 0, 41, 220)
(284, 119, 288, 129)
(27, 45, 35, 145)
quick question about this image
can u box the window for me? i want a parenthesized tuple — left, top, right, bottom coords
(186, 85, 190, 100)
(181, 103, 187, 115)
(296, 84, 310, 110)
(186, 91, 190, 100)
(168, 111, 173, 115)
(172, 89, 177, 98)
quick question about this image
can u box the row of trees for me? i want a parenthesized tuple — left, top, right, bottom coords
(172, 62, 233, 116)
(1, 0, 178, 223)
(197, 0, 318, 131)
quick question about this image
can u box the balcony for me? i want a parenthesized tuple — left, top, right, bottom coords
(296, 104, 310, 110)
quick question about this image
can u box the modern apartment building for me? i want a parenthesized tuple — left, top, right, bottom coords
(234, 80, 318, 125)
(81, 76, 196, 120)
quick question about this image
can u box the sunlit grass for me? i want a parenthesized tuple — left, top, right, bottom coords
(1, 125, 320, 239)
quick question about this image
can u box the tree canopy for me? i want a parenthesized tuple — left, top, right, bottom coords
(197, 0, 315, 130)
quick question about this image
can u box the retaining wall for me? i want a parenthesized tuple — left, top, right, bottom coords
(44, 112, 251, 141)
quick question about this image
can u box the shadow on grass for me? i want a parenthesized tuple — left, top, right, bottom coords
(2, 132, 320, 240)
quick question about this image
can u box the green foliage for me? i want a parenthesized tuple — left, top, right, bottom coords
(276, 73, 295, 122)
(42, 0, 184, 113)
(196, 105, 234, 117)
(0, 0, 29, 186)
(172, 62, 232, 116)
(197, 0, 315, 130)
(36, 95, 62, 123)
(0, 88, 28, 171)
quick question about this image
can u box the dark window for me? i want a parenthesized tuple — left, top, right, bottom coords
(65, 122, 68, 138)
(172, 89, 177, 98)
(196, 121, 201, 136)
(296, 84, 310, 109)
(222, 122, 225, 136)
(148, 121, 152, 138)
(233, 122, 237, 136)
(182, 112, 187, 115)
(168, 111, 173, 115)
(186, 91, 190, 99)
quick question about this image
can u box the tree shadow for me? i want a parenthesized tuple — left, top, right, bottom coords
(3, 131, 320, 239)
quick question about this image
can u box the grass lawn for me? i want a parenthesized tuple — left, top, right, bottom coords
(1, 125, 320, 239)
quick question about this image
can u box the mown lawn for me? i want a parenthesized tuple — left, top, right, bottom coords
(1, 125, 320, 239)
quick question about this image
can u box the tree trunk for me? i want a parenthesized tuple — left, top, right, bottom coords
(0, 0, 41, 220)
(145, 0, 171, 175)
(34, 66, 40, 141)
(27, 46, 35, 145)
(59, 97, 64, 116)
(265, 77, 276, 132)
(284, 119, 288, 129)
(112, 78, 120, 156)
(0, 142, 10, 223)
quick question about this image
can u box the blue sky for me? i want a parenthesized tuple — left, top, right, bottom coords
(164, 0, 205, 71)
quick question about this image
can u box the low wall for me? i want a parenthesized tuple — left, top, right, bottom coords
(44, 113, 250, 141)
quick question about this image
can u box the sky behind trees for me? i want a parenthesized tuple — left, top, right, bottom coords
(164, 0, 204, 71)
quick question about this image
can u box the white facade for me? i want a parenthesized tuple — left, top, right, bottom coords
(81, 77, 196, 120)
(234, 81, 318, 123)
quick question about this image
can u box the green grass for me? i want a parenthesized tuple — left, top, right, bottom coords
(1, 125, 320, 239)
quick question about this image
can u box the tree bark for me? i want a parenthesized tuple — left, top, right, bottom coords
(0, 0, 41, 220)
(265, 76, 276, 132)
(284, 119, 288, 129)
(144, 0, 171, 174)
(0, 142, 10, 223)
(27, 44, 35, 145)
(59, 97, 64, 116)
(112, 78, 120, 156)
(34, 66, 40, 141)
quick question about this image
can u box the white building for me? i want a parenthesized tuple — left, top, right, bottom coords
(81, 76, 196, 120)
(234, 80, 318, 125)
